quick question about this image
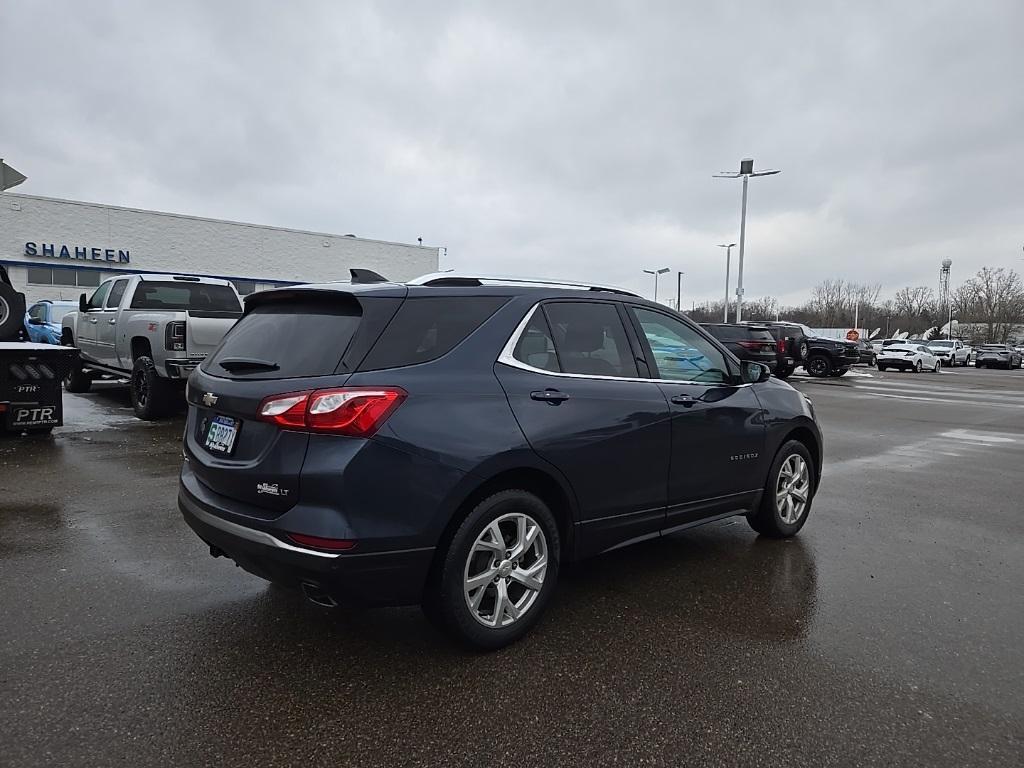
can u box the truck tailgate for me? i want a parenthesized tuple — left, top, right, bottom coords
(186, 311, 242, 355)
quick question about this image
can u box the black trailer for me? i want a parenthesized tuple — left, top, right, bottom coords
(0, 342, 79, 434)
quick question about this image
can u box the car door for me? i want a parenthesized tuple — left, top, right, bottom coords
(625, 305, 767, 530)
(77, 280, 114, 362)
(494, 299, 672, 558)
(26, 303, 45, 342)
(97, 278, 129, 367)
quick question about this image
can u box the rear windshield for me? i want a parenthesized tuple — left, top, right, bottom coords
(929, 341, 953, 347)
(980, 345, 1006, 350)
(205, 300, 361, 378)
(358, 296, 508, 371)
(705, 325, 772, 342)
(130, 281, 242, 312)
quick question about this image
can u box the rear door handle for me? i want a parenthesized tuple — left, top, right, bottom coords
(670, 393, 697, 406)
(531, 389, 569, 404)
(107, 319, 117, 325)
(87, 318, 98, 324)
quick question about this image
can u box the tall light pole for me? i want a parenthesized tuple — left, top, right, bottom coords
(940, 258, 952, 338)
(717, 243, 735, 322)
(675, 271, 684, 312)
(643, 267, 669, 303)
(714, 158, 780, 323)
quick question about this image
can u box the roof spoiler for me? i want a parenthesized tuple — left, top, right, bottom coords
(350, 268, 389, 284)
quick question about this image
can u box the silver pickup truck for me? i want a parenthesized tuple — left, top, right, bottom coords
(62, 274, 243, 419)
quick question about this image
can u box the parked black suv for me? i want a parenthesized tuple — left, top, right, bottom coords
(746, 321, 860, 378)
(700, 323, 780, 375)
(178, 274, 823, 648)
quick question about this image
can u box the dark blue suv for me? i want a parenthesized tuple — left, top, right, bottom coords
(179, 274, 822, 648)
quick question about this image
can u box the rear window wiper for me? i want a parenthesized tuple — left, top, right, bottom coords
(217, 357, 280, 372)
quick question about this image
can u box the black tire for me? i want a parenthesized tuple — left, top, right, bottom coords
(832, 368, 849, 377)
(869, 355, 876, 367)
(914, 360, 923, 373)
(805, 354, 832, 378)
(877, 364, 887, 372)
(747, 440, 816, 538)
(0, 281, 27, 341)
(64, 360, 93, 393)
(775, 364, 794, 380)
(130, 355, 173, 420)
(798, 341, 809, 362)
(427, 489, 560, 650)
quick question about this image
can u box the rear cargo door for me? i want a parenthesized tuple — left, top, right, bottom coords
(184, 294, 388, 515)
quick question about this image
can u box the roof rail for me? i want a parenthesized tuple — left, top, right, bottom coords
(407, 272, 639, 297)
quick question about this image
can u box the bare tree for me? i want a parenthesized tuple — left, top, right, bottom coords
(954, 267, 1024, 342)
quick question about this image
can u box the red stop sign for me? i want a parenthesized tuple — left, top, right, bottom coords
(846, 329, 860, 341)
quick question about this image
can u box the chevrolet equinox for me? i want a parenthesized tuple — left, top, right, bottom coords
(178, 273, 823, 648)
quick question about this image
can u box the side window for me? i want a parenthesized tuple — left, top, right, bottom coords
(106, 279, 129, 309)
(630, 307, 730, 384)
(359, 296, 509, 371)
(543, 302, 637, 378)
(511, 309, 560, 372)
(86, 281, 113, 310)
(28, 304, 46, 321)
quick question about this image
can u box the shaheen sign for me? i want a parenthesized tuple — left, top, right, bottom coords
(24, 241, 130, 264)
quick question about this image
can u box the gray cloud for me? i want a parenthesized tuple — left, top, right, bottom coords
(3, 0, 1022, 305)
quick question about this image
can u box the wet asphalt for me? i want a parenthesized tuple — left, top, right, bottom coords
(1, 369, 1022, 767)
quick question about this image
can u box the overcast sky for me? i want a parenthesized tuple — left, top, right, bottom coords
(3, 1, 1023, 305)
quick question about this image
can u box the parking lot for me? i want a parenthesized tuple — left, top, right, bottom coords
(2, 367, 1022, 767)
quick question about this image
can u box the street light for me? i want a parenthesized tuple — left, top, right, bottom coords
(717, 243, 736, 322)
(714, 158, 780, 323)
(675, 271, 684, 312)
(643, 267, 670, 303)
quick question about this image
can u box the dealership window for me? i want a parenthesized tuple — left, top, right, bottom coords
(25, 266, 104, 287)
(231, 279, 256, 295)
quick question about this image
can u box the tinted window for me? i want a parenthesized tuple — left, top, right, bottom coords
(543, 302, 637, 378)
(130, 281, 242, 311)
(54, 269, 78, 287)
(77, 270, 101, 287)
(27, 267, 52, 284)
(206, 300, 361, 379)
(360, 297, 508, 370)
(28, 304, 45, 320)
(106, 279, 129, 308)
(511, 310, 560, 372)
(231, 279, 256, 295)
(87, 281, 112, 309)
(632, 307, 730, 384)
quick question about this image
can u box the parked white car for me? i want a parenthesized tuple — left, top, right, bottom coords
(926, 339, 970, 367)
(876, 343, 941, 373)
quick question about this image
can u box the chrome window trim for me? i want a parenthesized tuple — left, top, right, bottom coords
(497, 303, 744, 388)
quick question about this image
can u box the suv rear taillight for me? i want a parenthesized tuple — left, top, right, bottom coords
(257, 387, 406, 436)
(777, 337, 787, 354)
(165, 321, 186, 352)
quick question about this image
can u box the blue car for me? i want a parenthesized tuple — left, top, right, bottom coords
(24, 300, 78, 344)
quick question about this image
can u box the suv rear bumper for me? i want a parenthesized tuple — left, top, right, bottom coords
(178, 481, 435, 607)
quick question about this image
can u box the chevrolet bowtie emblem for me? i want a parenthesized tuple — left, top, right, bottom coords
(202, 392, 218, 407)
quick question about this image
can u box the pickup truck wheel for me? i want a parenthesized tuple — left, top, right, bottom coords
(131, 356, 172, 420)
(64, 363, 93, 393)
(805, 355, 831, 378)
(775, 364, 794, 379)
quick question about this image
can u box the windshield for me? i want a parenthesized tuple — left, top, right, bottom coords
(797, 324, 816, 337)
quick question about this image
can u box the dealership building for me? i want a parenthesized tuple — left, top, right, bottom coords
(0, 193, 439, 304)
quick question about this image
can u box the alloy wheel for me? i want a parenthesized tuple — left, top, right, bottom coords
(776, 454, 811, 525)
(463, 512, 548, 628)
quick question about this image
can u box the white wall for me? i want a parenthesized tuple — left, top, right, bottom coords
(1, 193, 438, 303)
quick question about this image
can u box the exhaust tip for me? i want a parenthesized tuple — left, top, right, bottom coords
(301, 581, 338, 608)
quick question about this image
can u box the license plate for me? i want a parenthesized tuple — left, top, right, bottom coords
(204, 415, 240, 455)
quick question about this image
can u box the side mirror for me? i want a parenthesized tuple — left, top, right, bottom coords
(741, 360, 772, 384)
(79, 293, 88, 312)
